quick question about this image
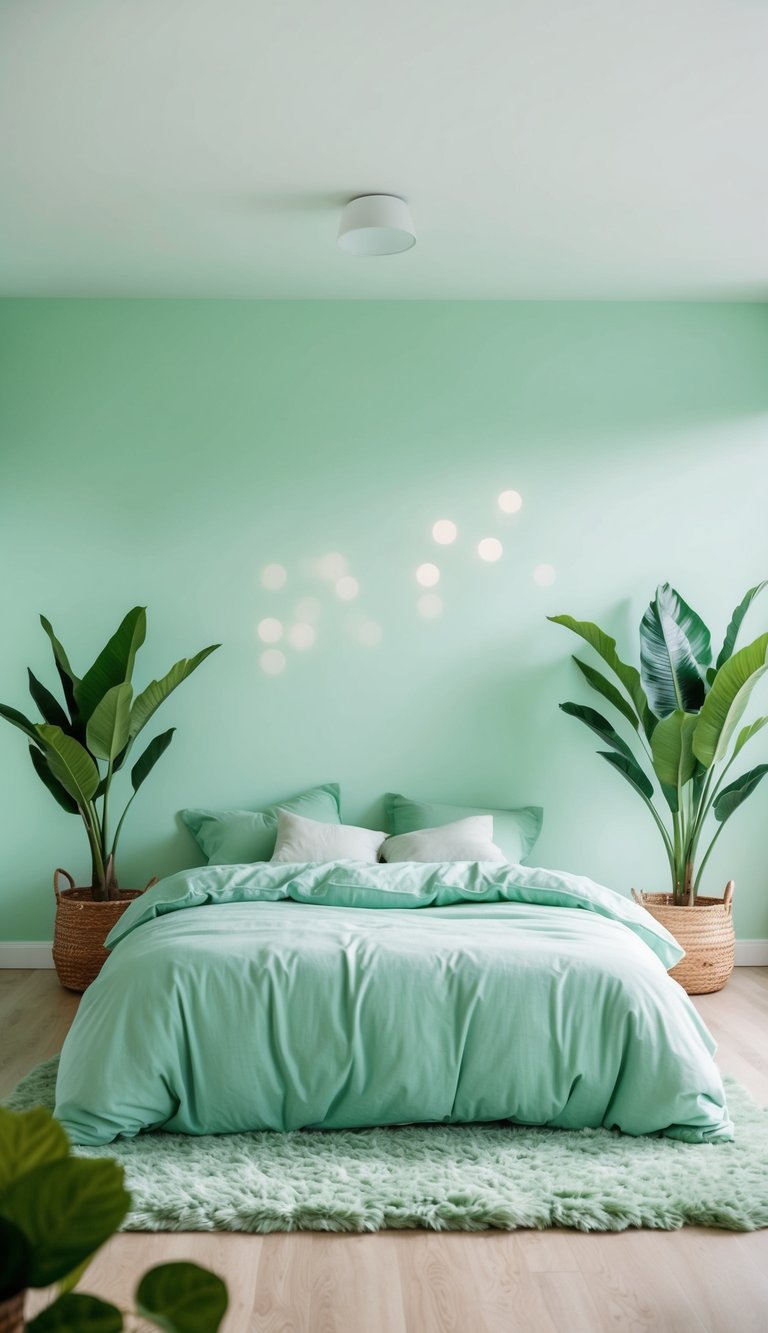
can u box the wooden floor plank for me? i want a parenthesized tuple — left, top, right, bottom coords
(2, 966, 766, 1332)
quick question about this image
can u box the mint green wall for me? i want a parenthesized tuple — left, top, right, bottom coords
(1, 301, 767, 942)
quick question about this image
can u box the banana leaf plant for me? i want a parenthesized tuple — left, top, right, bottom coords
(0, 609, 219, 899)
(550, 582, 768, 904)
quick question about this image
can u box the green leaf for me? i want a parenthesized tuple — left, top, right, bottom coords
(733, 716, 768, 759)
(0, 1106, 70, 1192)
(35, 726, 99, 808)
(0, 1217, 31, 1301)
(40, 616, 80, 723)
(0, 701, 42, 745)
(28, 746, 80, 814)
(558, 702, 639, 765)
(548, 616, 654, 735)
(57, 1253, 94, 1296)
(86, 683, 133, 763)
(27, 1293, 123, 1332)
(692, 634, 768, 768)
(74, 608, 146, 723)
(27, 670, 71, 731)
(129, 645, 219, 739)
(650, 710, 699, 790)
(572, 657, 640, 731)
(597, 749, 655, 801)
(639, 583, 710, 718)
(0, 1156, 130, 1288)
(713, 764, 768, 823)
(716, 581, 768, 671)
(136, 1262, 228, 1333)
(131, 728, 175, 793)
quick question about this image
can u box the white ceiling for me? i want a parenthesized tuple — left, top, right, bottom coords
(1, 0, 767, 299)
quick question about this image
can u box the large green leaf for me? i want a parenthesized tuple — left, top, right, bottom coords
(40, 616, 80, 723)
(733, 716, 768, 758)
(30, 747, 80, 816)
(715, 581, 768, 670)
(74, 608, 146, 723)
(86, 683, 133, 763)
(692, 633, 768, 767)
(548, 616, 653, 735)
(0, 1106, 69, 1193)
(713, 764, 768, 823)
(0, 701, 42, 745)
(639, 584, 710, 719)
(129, 645, 219, 739)
(35, 725, 99, 808)
(0, 1157, 130, 1288)
(27, 670, 70, 731)
(597, 750, 655, 800)
(572, 657, 640, 731)
(27, 1293, 123, 1332)
(559, 702, 639, 765)
(650, 710, 699, 790)
(131, 728, 175, 793)
(0, 1217, 31, 1302)
(136, 1262, 228, 1333)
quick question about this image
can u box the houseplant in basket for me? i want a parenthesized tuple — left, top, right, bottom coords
(0, 608, 218, 991)
(550, 581, 768, 994)
(0, 1103, 227, 1331)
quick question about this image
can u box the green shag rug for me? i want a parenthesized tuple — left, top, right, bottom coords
(7, 1058, 768, 1233)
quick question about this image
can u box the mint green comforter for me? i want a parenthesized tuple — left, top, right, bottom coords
(54, 861, 733, 1145)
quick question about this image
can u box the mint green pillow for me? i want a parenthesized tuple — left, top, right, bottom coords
(182, 783, 341, 865)
(385, 793, 542, 865)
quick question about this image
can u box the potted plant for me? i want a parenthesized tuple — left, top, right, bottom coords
(550, 581, 768, 994)
(0, 1103, 227, 1332)
(0, 608, 218, 991)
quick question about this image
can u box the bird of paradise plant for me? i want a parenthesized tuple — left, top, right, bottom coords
(550, 582, 768, 904)
(0, 608, 218, 899)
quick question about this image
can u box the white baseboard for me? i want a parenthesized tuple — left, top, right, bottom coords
(0, 942, 54, 968)
(734, 939, 768, 966)
(1, 939, 767, 967)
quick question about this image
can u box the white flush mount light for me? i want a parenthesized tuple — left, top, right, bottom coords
(338, 195, 416, 256)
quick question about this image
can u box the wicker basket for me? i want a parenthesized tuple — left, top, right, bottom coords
(52, 868, 154, 993)
(631, 882, 735, 995)
(0, 1292, 24, 1333)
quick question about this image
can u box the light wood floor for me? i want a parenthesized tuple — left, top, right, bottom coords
(2, 968, 767, 1333)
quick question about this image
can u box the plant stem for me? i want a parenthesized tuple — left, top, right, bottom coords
(694, 822, 727, 895)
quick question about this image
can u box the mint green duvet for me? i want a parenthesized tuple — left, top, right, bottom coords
(54, 861, 733, 1145)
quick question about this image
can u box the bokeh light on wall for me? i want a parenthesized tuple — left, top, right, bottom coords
(498, 490, 523, 514)
(335, 575, 359, 601)
(257, 617, 283, 643)
(532, 563, 557, 586)
(261, 563, 287, 590)
(260, 649, 286, 675)
(416, 562, 440, 587)
(295, 596, 322, 624)
(477, 538, 503, 562)
(316, 552, 348, 581)
(418, 593, 443, 619)
(432, 519, 457, 545)
(288, 623, 316, 650)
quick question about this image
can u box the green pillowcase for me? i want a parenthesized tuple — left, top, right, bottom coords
(182, 783, 341, 865)
(385, 793, 542, 865)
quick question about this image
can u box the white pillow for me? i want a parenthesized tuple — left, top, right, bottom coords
(381, 815, 507, 864)
(271, 808, 387, 864)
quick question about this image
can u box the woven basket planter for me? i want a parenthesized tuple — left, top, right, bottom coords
(52, 868, 154, 993)
(632, 882, 735, 995)
(0, 1292, 24, 1333)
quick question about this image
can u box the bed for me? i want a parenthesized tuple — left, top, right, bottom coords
(54, 860, 733, 1146)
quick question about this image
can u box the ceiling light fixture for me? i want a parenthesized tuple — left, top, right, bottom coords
(337, 194, 416, 257)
